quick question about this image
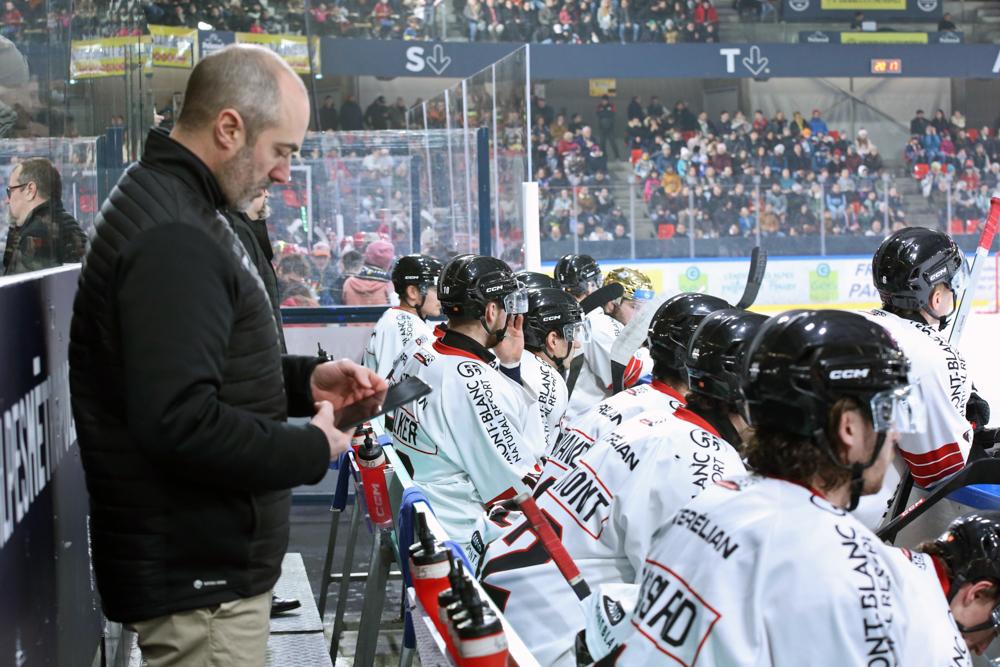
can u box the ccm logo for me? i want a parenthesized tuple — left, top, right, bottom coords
(484, 285, 504, 293)
(830, 368, 870, 380)
(542, 314, 561, 321)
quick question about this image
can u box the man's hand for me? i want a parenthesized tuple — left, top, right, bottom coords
(494, 314, 525, 365)
(310, 358, 388, 411)
(311, 401, 352, 460)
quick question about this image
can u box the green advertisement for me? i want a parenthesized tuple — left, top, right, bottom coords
(809, 262, 839, 302)
(679, 266, 708, 292)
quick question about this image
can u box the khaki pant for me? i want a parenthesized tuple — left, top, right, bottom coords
(131, 590, 271, 667)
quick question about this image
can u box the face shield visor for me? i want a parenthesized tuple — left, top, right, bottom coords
(563, 318, 592, 344)
(870, 383, 927, 434)
(503, 288, 530, 315)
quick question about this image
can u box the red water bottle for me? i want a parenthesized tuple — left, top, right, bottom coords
(446, 575, 486, 649)
(455, 600, 508, 666)
(408, 512, 451, 624)
(356, 432, 392, 527)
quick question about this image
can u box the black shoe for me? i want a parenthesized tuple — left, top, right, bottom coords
(270, 594, 301, 616)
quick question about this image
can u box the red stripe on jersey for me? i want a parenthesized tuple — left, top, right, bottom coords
(623, 356, 643, 388)
(565, 427, 596, 443)
(486, 486, 518, 506)
(432, 339, 482, 361)
(673, 408, 720, 437)
(577, 459, 613, 497)
(651, 379, 687, 404)
(899, 442, 965, 487)
(931, 554, 952, 598)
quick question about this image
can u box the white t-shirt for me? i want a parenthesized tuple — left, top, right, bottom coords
(478, 407, 745, 667)
(520, 350, 570, 455)
(610, 475, 970, 666)
(363, 307, 433, 379)
(864, 309, 973, 488)
(542, 380, 686, 489)
(390, 335, 543, 546)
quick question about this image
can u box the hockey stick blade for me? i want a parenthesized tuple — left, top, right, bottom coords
(515, 492, 591, 601)
(876, 457, 1000, 542)
(580, 282, 624, 314)
(736, 246, 767, 310)
(948, 197, 999, 346)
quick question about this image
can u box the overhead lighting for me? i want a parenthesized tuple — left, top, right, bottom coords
(198, 21, 214, 30)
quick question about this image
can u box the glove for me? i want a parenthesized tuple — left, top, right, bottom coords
(974, 428, 1000, 454)
(967, 391, 991, 431)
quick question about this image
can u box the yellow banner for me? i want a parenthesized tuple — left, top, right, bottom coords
(842, 31, 928, 43)
(70, 37, 151, 79)
(588, 78, 617, 97)
(149, 25, 197, 69)
(820, 0, 905, 8)
(234, 33, 319, 75)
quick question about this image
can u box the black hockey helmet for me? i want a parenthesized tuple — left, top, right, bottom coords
(648, 293, 731, 380)
(438, 254, 528, 321)
(741, 309, 913, 439)
(523, 288, 588, 370)
(873, 227, 969, 313)
(515, 270, 559, 291)
(686, 309, 767, 404)
(933, 512, 1000, 632)
(392, 254, 444, 295)
(554, 254, 602, 296)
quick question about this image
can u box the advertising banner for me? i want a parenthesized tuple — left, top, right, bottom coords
(0, 266, 102, 666)
(69, 36, 150, 79)
(543, 255, 997, 311)
(782, 0, 942, 22)
(198, 29, 236, 58)
(235, 32, 319, 74)
(800, 30, 963, 43)
(149, 25, 197, 68)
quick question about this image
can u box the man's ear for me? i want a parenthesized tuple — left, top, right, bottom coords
(835, 407, 864, 465)
(545, 329, 560, 354)
(214, 108, 246, 153)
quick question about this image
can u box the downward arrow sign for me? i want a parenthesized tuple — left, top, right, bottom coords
(425, 43, 451, 75)
(741, 45, 769, 76)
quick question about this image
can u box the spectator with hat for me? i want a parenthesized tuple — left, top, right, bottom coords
(342, 239, 394, 305)
(310, 242, 339, 305)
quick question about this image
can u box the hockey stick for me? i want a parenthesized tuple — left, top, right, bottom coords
(736, 246, 768, 310)
(514, 491, 591, 601)
(877, 456, 1000, 543)
(947, 197, 999, 346)
(610, 291, 670, 394)
(580, 283, 624, 315)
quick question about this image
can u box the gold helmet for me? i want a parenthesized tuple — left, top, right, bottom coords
(604, 267, 655, 301)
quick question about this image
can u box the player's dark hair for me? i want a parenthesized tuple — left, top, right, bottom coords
(744, 398, 860, 491)
(651, 359, 684, 387)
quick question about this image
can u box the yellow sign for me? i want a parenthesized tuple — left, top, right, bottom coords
(70, 37, 151, 79)
(843, 31, 927, 43)
(589, 79, 617, 97)
(149, 25, 197, 68)
(820, 0, 905, 8)
(235, 33, 320, 75)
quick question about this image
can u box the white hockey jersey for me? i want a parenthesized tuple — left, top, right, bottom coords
(390, 335, 544, 546)
(478, 408, 745, 667)
(520, 351, 569, 455)
(363, 307, 434, 378)
(541, 380, 686, 489)
(610, 475, 971, 667)
(565, 310, 633, 423)
(865, 309, 973, 488)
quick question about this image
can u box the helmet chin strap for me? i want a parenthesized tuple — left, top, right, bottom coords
(480, 314, 508, 344)
(544, 345, 571, 373)
(414, 289, 428, 321)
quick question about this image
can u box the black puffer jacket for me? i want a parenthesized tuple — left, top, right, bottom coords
(69, 129, 329, 623)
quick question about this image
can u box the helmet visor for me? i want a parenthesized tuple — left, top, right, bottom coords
(948, 255, 971, 295)
(583, 271, 604, 292)
(870, 383, 926, 434)
(563, 319, 592, 344)
(632, 288, 656, 302)
(503, 288, 530, 315)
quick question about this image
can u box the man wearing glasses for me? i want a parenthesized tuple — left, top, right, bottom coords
(2, 157, 86, 275)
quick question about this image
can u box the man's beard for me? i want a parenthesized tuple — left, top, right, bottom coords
(218, 143, 271, 210)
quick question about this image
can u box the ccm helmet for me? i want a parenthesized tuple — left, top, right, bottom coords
(604, 267, 654, 302)
(873, 227, 969, 315)
(515, 270, 559, 291)
(743, 310, 918, 509)
(686, 308, 767, 404)
(648, 293, 731, 381)
(933, 511, 1000, 632)
(438, 254, 528, 339)
(554, 254, 603, 296)
(523, 288, 589, 371)
(392, 254, 444, 319)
